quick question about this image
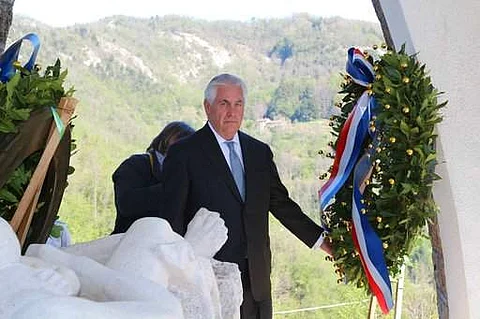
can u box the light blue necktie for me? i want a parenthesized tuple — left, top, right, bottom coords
(226, 141, 245, 201)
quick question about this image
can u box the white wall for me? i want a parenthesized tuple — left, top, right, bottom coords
(378, 1, 480, 318)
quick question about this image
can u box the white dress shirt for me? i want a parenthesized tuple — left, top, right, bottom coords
(208, 122, 244, 171)
(207, 122, 325, 250)
(155, 150, 165, 169)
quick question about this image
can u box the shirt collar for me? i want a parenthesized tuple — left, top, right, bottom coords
(208, 121, 240, 145)
(155, 150, 165, 167)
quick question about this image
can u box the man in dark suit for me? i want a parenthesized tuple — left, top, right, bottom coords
(162, 74, 332, 319)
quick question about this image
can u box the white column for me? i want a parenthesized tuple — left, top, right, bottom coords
(377, 1, 480, 318)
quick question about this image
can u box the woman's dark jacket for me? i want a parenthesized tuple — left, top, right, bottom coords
(111, 150, 163, 234)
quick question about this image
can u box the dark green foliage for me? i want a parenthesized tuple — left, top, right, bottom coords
(292, 88, 317, 122)
(269, 37, 295, 66)
(0, 59, 72, 133)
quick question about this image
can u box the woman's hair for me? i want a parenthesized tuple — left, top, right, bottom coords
(147, 121, 195, 154)
(204, 73, 247, 105)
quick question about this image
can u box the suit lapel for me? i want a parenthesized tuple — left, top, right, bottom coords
(199, 124, 244, 203)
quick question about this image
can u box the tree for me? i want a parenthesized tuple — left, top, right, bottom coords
(268, 38, 294, 66)
(0, 0, 15, 52)
(291, 88, 317, 122)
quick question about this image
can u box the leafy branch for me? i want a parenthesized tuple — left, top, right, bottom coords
(0, 59, 74, 220)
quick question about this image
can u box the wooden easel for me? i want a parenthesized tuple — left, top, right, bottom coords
(9, 97, 78, 246)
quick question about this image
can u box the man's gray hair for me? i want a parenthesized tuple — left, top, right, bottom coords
(204, 73, 247, 104)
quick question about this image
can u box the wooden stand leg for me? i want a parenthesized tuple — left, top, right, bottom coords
(393, 264, 405, 319)
(16, 187, 42, 245)
(368, 295, 377, 319)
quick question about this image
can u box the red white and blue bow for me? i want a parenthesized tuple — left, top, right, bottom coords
(319, 48, 393, 314)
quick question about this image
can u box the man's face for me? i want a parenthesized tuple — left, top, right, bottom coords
(204, 84, 244, 140)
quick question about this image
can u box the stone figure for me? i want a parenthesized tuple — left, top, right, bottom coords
(0, 217, 183, 319)
(0, 207, 243, 319)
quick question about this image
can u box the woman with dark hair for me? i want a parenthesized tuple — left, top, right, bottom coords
(111, 121, 195, 234)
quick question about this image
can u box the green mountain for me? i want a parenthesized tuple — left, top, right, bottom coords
(8, 13, 384, 239)
(7, 14, 437, 318)
(10, 14, 383, 123)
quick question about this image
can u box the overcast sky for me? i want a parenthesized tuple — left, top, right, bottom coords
(13, 0, 379, 27)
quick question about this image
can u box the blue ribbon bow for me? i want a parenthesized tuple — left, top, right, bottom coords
(0, 33, 41, 83)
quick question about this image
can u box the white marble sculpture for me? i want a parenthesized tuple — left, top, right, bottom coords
(0, 217, 183, 319)
(0, 208, 243, 319)
(212, 259, 243, 319)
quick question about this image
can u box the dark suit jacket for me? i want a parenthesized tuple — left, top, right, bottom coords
(112, 150, 163, 234)
(161, 124, 324, 301)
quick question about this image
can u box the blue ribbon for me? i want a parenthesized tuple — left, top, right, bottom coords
(320, 48, 376, 211)
(346, 48, 375, 85)
(0, 33, 41, 83)
(352, 151, 393, 311)
(352, 99, 390, 289)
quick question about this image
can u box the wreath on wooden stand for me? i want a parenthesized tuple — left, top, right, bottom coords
(318, 44, 445, 313)
(0, 33, 77, 249)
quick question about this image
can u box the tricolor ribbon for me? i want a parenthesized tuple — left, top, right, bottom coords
(319, 47, 393, 314)
(0, 33, 40, 83)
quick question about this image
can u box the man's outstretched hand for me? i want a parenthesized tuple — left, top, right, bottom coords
(320, 240, 333, 256)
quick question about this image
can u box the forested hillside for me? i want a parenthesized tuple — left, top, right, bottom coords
(8, 14, 437, 317)
(8, 13, 384, 239)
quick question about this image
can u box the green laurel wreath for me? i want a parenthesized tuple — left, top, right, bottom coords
(0, 60, 75, 221)
(320, 44, 446, 288)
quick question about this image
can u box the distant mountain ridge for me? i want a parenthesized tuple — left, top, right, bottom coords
(8, 14, 382, 124)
